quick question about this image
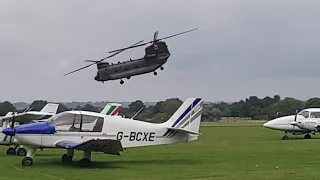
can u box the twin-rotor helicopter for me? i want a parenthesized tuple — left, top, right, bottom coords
(64, 29, 198, 84)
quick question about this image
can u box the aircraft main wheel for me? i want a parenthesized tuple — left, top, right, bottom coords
(120, 80, 124, 84)
(6, 147, 16, 155)
(304, 134, 311, 139)
(282, 135, 289, 140)
(160, 67, 164, 70)
(17, 148, 27, 156)
(154, 72, 157, 75)
(61, 154, 73, 163)
(80, 158, 91, 167)
(22, 157, 33, 166)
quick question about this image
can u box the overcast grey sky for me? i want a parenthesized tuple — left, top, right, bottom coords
(1, 0, 320, 103)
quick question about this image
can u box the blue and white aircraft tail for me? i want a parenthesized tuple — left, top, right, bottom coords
(3, 98, 204, 167)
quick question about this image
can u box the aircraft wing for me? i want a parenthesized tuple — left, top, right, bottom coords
(0, 112, 54, 123)
(55, 139, 123, 155)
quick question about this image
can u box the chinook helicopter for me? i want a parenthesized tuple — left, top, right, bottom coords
(64, 29, 198, 84)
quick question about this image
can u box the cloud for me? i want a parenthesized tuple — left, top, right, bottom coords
(1, 0, 320, 103)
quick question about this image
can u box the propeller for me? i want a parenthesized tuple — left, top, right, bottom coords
(108, 28, 198, 53)
(3, 112, 16, 144)
(64, 40, 144, 76)
(290, 110, 299, 126)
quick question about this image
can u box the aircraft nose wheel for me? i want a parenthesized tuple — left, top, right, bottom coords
(282, 135, 289, 140)
(120, 80, 124, 84)
(6, 147, 16, 155)
(61, 154, 73, 163)
(154, 72, 157, 75)
(22, 157, 33, 166)
(17, 148, 27, 156)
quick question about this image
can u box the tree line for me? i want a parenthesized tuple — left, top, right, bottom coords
(1, 95, 320, 122)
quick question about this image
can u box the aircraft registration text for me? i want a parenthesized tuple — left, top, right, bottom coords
(116, 132, 155, 141)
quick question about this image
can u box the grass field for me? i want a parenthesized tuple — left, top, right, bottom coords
(1, 123, 320, 180)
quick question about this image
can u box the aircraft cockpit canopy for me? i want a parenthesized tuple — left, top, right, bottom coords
(47, 111, 104, 132)
(298, 109, 320, 118)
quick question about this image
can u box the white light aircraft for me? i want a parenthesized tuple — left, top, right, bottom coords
(0, 103, 60, 156)
(263, 108, 320, 140)
(3, 98, 204, 167)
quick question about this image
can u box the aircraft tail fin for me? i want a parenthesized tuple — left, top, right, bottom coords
(162, 98, 203, 138)
(4, 112, 13, 117)
(101, 103, 122, 116)
(40, 103, 59, 114)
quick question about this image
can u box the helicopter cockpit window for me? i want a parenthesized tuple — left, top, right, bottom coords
(48, 112, 104, 132)
(299, 111, 309, 118)
(310, 112, 320, 118)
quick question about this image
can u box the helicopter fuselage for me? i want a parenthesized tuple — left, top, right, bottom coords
(94, 53, 170, 82)
(94, 41, 170, 83)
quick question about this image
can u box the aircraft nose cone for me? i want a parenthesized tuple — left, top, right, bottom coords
(263, 120, 276, 129)
(3, 128, 16, 136)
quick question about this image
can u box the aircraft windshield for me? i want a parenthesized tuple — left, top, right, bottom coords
(298, 111, 309, 118)
(310, 112, 320, 118)
(48, 112, 104, 132)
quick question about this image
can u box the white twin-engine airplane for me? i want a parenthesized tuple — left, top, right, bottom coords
(3, 98, 204, 167)
(0, 103, 60, 156)
(263, 108, 320, 140)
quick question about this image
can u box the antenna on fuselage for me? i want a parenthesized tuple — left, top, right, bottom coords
(130, 107, 144, 120)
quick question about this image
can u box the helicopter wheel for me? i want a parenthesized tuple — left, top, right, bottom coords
(154, 72, 157, 75)
(127, 77, 130, 80)
(160, 67, 164, 70)
(120, 80, 124, 84)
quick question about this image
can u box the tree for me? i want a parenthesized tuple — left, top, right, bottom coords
(128, 100, 145, 113)
(159, 98, 182, 115)
(57, 103, 69, 113)
(0, 101, 16, 116)
(305, 97, 320, 108)
(81, 104, 99, 112)
(29, 100, 47, 111)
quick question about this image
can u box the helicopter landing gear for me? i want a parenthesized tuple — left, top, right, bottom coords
(120, 80, 124, 84)
(160, 66, 164, 70)
(127, 76, 130, 79)
(154, 72, 157, 75)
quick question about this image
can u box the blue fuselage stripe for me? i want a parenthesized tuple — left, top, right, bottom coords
(171, 98, 201, 127)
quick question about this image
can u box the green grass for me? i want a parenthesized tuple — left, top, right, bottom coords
(1, 125, 320, 180)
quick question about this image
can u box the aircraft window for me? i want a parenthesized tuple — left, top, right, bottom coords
(310, 112, 320, 118)
(49, 112, 104, 132)
(299, 111, 309, 118)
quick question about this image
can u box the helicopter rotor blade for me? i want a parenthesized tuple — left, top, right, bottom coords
(156, 28, 198, 42)
(108, 28, 198, 53)
(64, 40, 144, 76)
(84, 60, 99, 63)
